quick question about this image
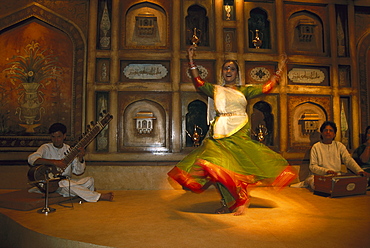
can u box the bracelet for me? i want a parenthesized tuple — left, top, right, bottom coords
(274, 69, 283, 78)
(190, 66, 197, 70)
(188, 62, 196, 67)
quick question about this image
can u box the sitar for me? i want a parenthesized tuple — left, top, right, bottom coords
(28, 112, 113, 193)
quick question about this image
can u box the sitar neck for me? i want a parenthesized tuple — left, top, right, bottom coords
(63, 113, 113, 165)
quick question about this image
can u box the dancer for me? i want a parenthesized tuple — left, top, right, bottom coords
(168, 45, 296, 216)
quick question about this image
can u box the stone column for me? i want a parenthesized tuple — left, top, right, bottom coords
(348, 2, 360, 147)
(276, 0, 288, 154)
(172, 0, 182, 152)
(86, 0, 98, 155)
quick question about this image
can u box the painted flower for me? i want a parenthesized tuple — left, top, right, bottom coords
(3, 41, 61, 84)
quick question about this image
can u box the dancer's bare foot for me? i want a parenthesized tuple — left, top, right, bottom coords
(233, 205, 246, 216)
(232, 200, 250, 216)
(215, 205, 230, 214)
(99, 192, 114, 201)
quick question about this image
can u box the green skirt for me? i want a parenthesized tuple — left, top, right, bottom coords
(168, 122, 296, 211)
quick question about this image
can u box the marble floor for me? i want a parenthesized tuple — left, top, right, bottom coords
(0, 187, 369, 248)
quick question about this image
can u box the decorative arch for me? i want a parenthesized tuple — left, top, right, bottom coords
(124, 2, 168, 48)
(357, 31, 370, 133)
(121, 99, 168, 152)
(248, 8, 271, 49)
(293, 101, 327, 146)
(185, 100, 208, 147)
(186, 4, 209, 47)
(251, 101, 273, 145)
(0, 4, 86, 149)
(287, 10, 325, 55)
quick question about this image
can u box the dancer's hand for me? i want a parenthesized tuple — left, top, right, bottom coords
(187, 45, 196, 61)
(278, 53, 288, 71)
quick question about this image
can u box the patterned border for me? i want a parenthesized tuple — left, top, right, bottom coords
(358, 33, 370, 132)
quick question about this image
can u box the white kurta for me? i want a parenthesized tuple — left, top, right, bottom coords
(28, 143, 101, 202)
(212, 85, 248, 139)
(305, 140, 364, 189)
(309, 141, 363, 175)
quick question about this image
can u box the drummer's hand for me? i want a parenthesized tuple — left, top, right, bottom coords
(358, 171, 370, 177)
(326, 170, 337, 175)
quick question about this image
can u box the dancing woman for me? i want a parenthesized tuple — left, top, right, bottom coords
(168, 45, 296, 216)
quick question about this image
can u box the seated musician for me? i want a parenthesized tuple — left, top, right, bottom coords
(28, 123, 113, 202)
(353, 125, 370, 173)
(353, 125, 370, 188)
(291, 121, 369, 190)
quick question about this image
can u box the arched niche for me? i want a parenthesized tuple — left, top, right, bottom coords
(292, 102, 327, 146)
(287, 10, 325, 55)
(185, 100, 208, 147)
(0, 4, 85, 147)
(124, 2, 168, 48)
(185, 4, 209, 47)
(248, 8, 271, 49)
(251, 101, 273, 145)
(121, 99, 167, 152)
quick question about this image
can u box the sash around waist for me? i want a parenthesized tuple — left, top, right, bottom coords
(217, 112, 247, 117)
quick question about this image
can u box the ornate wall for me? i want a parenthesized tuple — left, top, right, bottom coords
(0, 2, 87, 157)
(0, 0, 369, 167)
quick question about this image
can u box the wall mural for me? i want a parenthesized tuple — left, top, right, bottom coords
(3, 41, 63, 133)
(0, 19, 74, 148)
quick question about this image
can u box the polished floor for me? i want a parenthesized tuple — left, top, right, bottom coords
(0, 187, 369, 248)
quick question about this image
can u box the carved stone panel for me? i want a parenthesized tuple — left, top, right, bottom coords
(121, 61, 170, 82)
(223, 28, 237, 53)
(96, 92, 109, 152)
(96, 58, 110, 83)
(287, 95, 332, 152)
(181, 60, 215, 84)
(118, 92, 170, 152)
(338, 65, 351, 87)
(336, 5, 349, 57)
(124, 2, 168, 49)
(285, 4, 329, 56)
(97, 0, 112, 50)
(287, 65, 329, 86)
(246, 63, 276, 84)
